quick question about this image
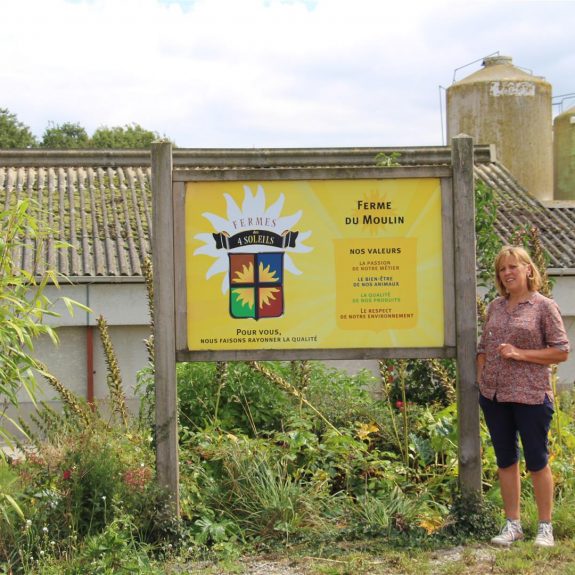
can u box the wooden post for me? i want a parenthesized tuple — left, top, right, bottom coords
(151, 141, 180, 513)
(451, 134, 482, 494)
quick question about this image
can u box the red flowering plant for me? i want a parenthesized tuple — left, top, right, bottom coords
(122, 465, 153, 493)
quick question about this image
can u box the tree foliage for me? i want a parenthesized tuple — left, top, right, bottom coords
(40, 121, 90, 149)
(0, 108, 168, 149)
(0, 108, 37, 148)
(90, 124, 161, 149)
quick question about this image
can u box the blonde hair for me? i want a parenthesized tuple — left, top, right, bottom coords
(494, 245, 542, 296)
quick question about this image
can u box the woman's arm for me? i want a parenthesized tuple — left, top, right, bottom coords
(498, 343, 569, 365)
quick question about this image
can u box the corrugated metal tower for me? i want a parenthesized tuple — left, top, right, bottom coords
(447, 55, 553, 201)
(553, 106, 575, 201)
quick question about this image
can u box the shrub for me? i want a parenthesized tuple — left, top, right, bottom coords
(0, 199, 76, 444)
(441, 489, 500, 542)
(177, 361, 293, 434)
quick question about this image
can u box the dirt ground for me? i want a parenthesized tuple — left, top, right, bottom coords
(179, 545, 502, 575)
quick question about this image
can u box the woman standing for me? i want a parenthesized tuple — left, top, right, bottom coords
(477, 246, 569, 547)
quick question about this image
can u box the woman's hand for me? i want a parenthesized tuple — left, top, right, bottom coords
(498, 343, 520, 360)
(498, 343, 568, 365)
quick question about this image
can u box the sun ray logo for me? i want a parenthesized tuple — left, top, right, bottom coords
(193, 185, 312, 320)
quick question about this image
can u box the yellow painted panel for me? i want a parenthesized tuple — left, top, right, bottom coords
(185, 178, 444, 350)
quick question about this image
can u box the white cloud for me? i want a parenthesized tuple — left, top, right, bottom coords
(1, 0, 573, 147)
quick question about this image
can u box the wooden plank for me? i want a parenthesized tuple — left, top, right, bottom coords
(451, 135, 482, 494)
(441, 177, 456, 348)
(172, 145, 496, 168)
(151, 142, 180, 513)
(176, 347, 457, 362)
(172, 166, 452, 182)
(173, 182, 188, 353)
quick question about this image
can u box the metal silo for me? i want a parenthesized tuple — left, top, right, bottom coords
(553, 106, 575, 200)
(447, 55, 553, 201)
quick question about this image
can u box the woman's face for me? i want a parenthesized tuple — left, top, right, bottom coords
(498, 255, 530, 295)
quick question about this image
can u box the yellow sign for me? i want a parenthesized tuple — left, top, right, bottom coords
(185, 178, 444, 350)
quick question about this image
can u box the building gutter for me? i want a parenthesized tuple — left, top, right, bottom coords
(548, 268, 575, 277)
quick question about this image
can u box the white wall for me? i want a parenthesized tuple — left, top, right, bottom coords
(39, 281, 152, 398)
(2, 283, 151, 438)
(42, 282, 150, 327)
(552, 276, 575, 388)
(16, 324, 150, 400)
(30, 276, 575, 396)
(4, 275, 573, 440)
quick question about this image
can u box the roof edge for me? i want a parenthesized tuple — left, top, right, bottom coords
(43, 276, 147, 285)
(548, 268, 575, 277)
(0, 145, 496, 168)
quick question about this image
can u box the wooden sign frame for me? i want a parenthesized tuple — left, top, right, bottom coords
(152, 138, 480, 512)
(174, 166, 454, 362)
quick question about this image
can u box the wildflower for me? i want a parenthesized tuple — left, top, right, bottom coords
(42, 526, 48, 534)
(395, 400, 404, 410)
(102, 496, 107, 502)
(122, 466, 153, 492)
(63, 469, 72, 480)
(26, 519, 32, 529)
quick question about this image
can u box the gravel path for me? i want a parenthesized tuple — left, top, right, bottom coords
(179, 546, 501, 574)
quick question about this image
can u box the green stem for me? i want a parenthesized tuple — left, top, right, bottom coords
(400, 366, 409, 469)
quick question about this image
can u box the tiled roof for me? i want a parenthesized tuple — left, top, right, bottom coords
(1, 147, 573, 281)
(475, 162, 575, 272)
(0, 164, 152, 278)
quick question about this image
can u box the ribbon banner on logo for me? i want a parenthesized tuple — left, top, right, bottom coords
(213, 230, 299, 250)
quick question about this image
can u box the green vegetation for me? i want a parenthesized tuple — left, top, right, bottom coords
(4, 355, 575, 574)
(0, 107, 168, 149)
(0, 109, 37, 148)
(0, 198, 81, 445)
(90, 124, 161, 149)
(40, 122, 90, 149)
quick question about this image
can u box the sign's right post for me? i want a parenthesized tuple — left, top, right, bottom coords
(452, 134, 482, 493)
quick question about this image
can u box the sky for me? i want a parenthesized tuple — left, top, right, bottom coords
(1, 0, 574, 149)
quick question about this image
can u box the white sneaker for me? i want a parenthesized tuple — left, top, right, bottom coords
(491, 519, 524, 546)
(534, 522, 554, 547)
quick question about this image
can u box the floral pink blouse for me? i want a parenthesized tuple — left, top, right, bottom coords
(477, 291, 570, 405)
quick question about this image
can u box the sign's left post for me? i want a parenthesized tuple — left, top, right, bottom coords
(151, 141, 180, 513)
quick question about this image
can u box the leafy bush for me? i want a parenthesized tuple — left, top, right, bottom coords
(24, 517, 162, 575)
(441, 489, 500, 542)
(6, 359, 575, 572)
(0, 200, 63, 442)
(381, 359, 456, 408)
(177, 360, 380, 436)
(1, 408, 179, 573)
(177, 361, 292, 434)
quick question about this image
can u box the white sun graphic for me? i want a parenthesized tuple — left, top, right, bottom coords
(193, 185, 313, 293)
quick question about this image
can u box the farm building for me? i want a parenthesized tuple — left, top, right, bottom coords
(0, 146, 573, 430)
